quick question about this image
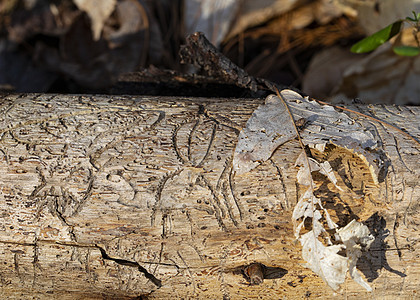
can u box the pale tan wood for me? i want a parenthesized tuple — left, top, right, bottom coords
(0, 93, 418, 299)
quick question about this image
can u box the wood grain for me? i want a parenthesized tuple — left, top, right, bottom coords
(0, 94, 418, 299)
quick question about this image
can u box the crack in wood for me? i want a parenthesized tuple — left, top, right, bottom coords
(393, 213, 403, 259)
(97, 245, 162, 288)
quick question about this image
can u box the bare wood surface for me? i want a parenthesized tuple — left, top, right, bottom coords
(0, 93, 418, 299)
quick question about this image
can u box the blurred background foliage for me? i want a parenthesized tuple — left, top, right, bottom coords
(1, 0, 419, 105)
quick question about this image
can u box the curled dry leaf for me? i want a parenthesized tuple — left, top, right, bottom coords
(294, 149, 374, 291)
(337, 219, 375, 291)
(295, 151, 343, 191)
(233, 89, 378, 292)
(300, 232, 348, 291)
(299, 219, 374, 291)
(294, 153, 339, 234)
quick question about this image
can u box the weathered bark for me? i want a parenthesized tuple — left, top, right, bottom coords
(0, 93, 418, 299)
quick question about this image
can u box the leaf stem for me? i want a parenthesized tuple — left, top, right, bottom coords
(274, 88, 317, 231)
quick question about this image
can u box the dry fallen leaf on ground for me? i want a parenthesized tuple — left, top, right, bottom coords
(302, 46, 361, 99)
(184, 0, 239, 47)
(73, 0, 117, 41)
(330, 41, 420, 105)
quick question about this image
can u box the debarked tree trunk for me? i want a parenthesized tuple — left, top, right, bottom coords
(0, 93, 418, 299)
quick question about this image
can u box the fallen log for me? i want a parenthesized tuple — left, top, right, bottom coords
(0, 93, 418, 299)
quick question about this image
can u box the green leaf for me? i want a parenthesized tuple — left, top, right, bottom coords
(351, 21, 403, 53)
(393, 45, 420, 56)
(406, 11, 420, 22)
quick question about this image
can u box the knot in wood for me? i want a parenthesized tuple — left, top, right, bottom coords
(244, 262, 264, 285)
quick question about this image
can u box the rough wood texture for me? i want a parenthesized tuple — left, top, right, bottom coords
(0, 93, 418, 299)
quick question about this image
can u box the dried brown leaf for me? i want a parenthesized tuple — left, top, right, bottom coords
(73, 0, 116, 40)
